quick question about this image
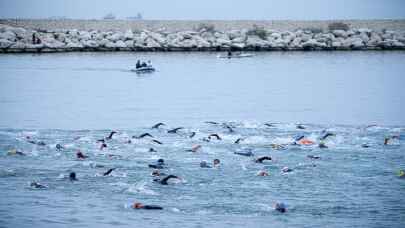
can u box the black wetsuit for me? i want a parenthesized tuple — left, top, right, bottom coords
(143, 205, 163, 210)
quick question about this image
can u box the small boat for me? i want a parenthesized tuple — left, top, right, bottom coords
(217, 53, 255, 59)
(131, 66, 156, 73)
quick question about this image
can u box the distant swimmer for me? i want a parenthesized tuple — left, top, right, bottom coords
(132, 202, 163, 210)
(307, 155, 320, 159)
(319, 132, 335, 140)
(208, 134, 222, 140)
(189, 132, 196, 138)
(56, 144, 64, 151)
(7, 149, 25, 156)
(200, 161, 212, 168)
(318, 142, 328, 149)
(151, 139, 163, 145)
(155, 175, 180, 185)
(30, 181, 48, 189)
(296, 124, 305, 130)
(26, 137, 46, 146)
(151, 169, 166, 177)
(213, 159, 221, 167)
(168, 127, 183, 134)
(234, 138, 244, 144)
(399, 170, 405, 178)
(298, 139, 315, 145)
(361, 143, 370, 148)
(186, 144, 202, 152)
(384, 137, 390, 145)
(257, 170, 269, 176)
(255, 156, 272, 163)
(148, 148, 157, 152)
(205, 121, 219, 125)
(384, 136, 399, 145)
(270, 144, 286, 150)
(264, 123, 277, 127)
(152, 122, 166, 129)
(76, 150, 88, 159)
(148, 159, 165, 169)
(274, 202, 287, 213)
(282, 167, 293, 173)
(103, 168, 116, 176)
(106, 131, 117, 140)
(223, 124, 234, 133)
(69, 172, 78, 181)
(234, 149, 254, 157)
(97, 139, 105, 143)
(100, 143, 107, 150)
(133, 133, 153, 139)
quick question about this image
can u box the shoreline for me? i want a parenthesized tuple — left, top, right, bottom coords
(1, 19, 405, 53)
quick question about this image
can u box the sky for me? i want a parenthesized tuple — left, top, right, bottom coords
(0, 0, 404, 20)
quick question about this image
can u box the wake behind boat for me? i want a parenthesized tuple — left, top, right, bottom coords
(217, 52, 255, 59)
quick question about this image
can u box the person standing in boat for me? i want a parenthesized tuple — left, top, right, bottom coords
(136, 60, 141, 69)
(227, 50, 232, 58)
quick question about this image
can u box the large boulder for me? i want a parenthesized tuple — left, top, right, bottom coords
(0, 31, 17, 41)
(65, 41, 83, 48)
(0, 38, 13, 48)
(332, 30, 348, 38)
(246, 35, 268, 47)
(82, 40, 99, 48)
(115, 40, 127, 48)
(124, 30, 134, 40)
(302, 39, 326, 48)
(145, 38, 161, 48)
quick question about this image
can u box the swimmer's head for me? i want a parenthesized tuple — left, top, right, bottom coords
(132, 202, 143, 209)
(274, 202, 286, 213)
(257, 170, 269, 176)
(69, 172, 77, 181)
(282, 167, 292, 173)
(157, 159, 164, 164)
(200, 161, 208, 168)
(151, 170, 160, 176)
(213, 159, 220, 166)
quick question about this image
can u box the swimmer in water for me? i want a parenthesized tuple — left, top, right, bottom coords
(69, 172, 78, 181)
(56, 144, 64, 151)
(152, 122, 165, 129)
(282, 167, 293, 173)
(189, 132, 196, 138)
(151, 139, 163, 145)
(154, 175, 180, 185)
(257, 170, 269, 176)
(319, 131, 335, 140)
(76, 150, 88, 159)
(296, 124, 305, 130)
(148, 148, 157, 152)
(234, 138, 243, 144)
(200, 161, 212, 168)
(133, 133, 153, 139)
(223, 123, 234, 133)
(132, 202, 163, 210)
(151, 169, 166, 177)
(103, 168, 116, 176)
(255, 156, 272, 163)
(205, 121, 219, 125)
(7, 149, 25, 156)
(234, 149, 254, 157)
(307, 155, 320, 159)
(213, 159, 220, 167)
(148, 159, 165, 169)
(318, 142, 328, 149)
(186, 144, 202, 152)
(274, 202, 287, 213)
(30, 181, 47, 189)
(106, 131, 117, 140)
(167, 127, 183, 134)
(100, 143, 107, 150)
(208, 134, 222, 140)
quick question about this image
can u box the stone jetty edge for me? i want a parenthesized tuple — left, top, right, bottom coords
(1, 20, 405, 53)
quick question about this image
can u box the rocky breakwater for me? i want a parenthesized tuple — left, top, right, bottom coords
(1, 24, 405, 53)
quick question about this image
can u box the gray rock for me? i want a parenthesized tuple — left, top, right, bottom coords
(332, 30, 347, 38)
(0, 38, 13, 48)
(0, 31, 17, 41)
(124, 30, 134, 40)
(115, 40, 127, 48)
(145, 38, 161, 48)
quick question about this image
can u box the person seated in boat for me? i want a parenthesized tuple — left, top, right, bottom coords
(141, 62, 148, 68)
(147, 60, 152, 67)
(136, 60, 141, 69)
(227, 50, 232, 58)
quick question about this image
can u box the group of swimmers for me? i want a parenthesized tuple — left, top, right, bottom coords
(8, 122, 403, 212)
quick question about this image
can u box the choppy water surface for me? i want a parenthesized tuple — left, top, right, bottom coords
(0, 51, 404, 228)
